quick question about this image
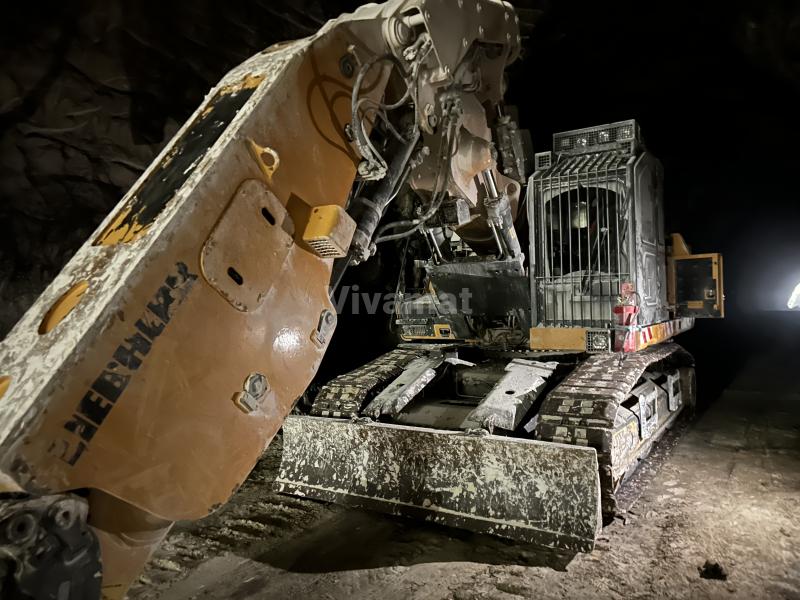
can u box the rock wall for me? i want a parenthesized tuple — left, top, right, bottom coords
(0, 0, 798, 337)
(0, 0, 347, 337)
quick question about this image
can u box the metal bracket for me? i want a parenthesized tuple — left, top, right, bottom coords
(311, 309, 337, 348)
(630, 381, 658, 440)
(363, 353, 444, 419)
(233, 372, 270, 414)
(666, 370, 682, 411)
(247, 140, 280, 182)
(200, 179, 294, 312)
(0, 494, 101, 599)
(463, 359, 557, 432)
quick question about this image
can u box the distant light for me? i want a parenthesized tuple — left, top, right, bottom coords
(788, 283, 800, 309)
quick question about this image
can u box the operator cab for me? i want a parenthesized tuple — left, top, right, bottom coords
(395, 120, 723, 353)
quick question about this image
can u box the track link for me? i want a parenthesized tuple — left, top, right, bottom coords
(534, 343, 694, 514)
(310, 348, 429, 417)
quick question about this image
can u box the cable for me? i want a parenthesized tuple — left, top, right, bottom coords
(380, 164, 412, 209)
(351, 54, 409, 113)
(373, 191, 445, 243)
(356, 99, 408, 144)
(351, 54, 412, 177)
(373, 106, 459, 244)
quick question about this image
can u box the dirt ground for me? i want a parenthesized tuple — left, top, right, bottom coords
(128, 351, 800, 600)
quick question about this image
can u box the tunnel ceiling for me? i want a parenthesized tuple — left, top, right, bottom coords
(0, 0, 798, 337)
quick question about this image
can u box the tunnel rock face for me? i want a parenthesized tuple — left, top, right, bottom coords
(0, 0, 798, 339)
(0, 0, 336, 338)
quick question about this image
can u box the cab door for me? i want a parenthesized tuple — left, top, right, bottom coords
(668, 234, 725, 318)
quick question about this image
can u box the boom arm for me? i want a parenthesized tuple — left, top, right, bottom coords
(0, 1, 522, 597)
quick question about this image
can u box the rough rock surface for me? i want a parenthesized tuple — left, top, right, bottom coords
(0, 0, 339, 337)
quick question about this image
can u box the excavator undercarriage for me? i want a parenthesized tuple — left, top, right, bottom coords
(277, 114, 718, 553)
(278, 342, 695, 552)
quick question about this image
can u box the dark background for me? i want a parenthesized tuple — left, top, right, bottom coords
(1, 0, 799, 402)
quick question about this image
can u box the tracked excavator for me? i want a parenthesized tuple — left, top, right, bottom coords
(0, 1, 724, 598)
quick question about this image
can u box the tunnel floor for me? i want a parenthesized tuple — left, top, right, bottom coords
(128, 350, 800, 600)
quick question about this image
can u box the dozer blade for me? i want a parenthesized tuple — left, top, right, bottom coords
(277, 416, 601, 552)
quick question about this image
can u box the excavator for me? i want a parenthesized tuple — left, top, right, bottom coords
(0, 1, 724, 598)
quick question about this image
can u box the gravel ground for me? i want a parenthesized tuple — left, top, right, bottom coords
(128, 352, 800, 600)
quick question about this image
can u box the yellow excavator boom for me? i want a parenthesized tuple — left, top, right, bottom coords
(0, 1, 521, 597)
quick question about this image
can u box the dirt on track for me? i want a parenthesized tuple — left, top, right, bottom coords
(128, 354, 800, 600)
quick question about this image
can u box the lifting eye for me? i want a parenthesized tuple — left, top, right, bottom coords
(227, 267, 244, 286)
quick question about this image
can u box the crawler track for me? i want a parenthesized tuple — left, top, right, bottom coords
(535, 343, 694, 513)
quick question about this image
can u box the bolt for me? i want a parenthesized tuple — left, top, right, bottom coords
(6, 513, 36, 544)
(52, 502, 76, 530)
(244, 372, 268, 399)
(339, 55, 355, 78)
(478, 25, 485, 37)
